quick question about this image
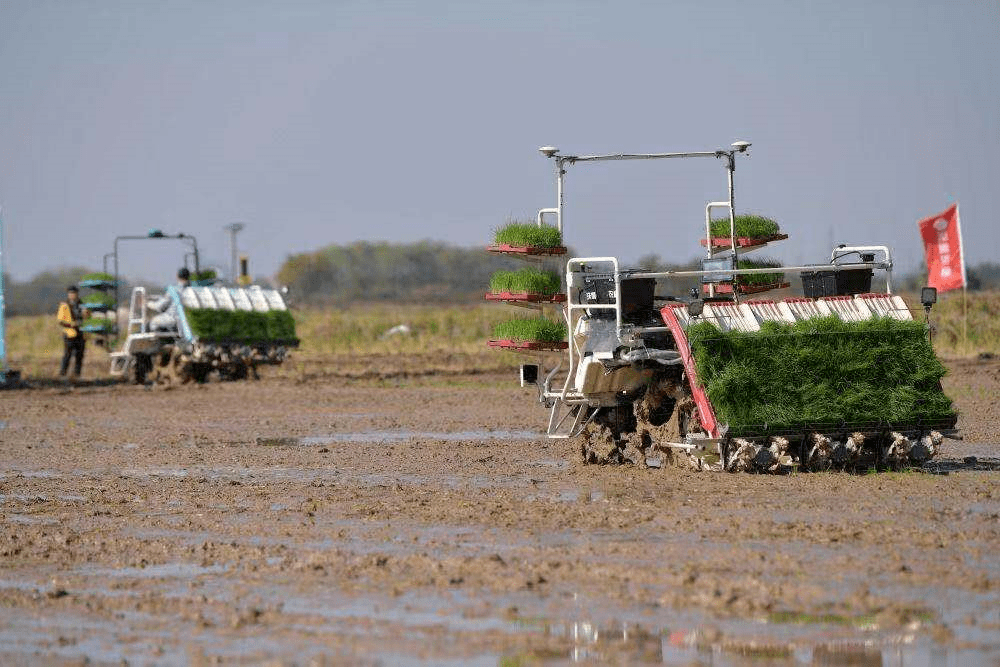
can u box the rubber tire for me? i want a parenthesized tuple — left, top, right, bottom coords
(129, 354, 152, 385)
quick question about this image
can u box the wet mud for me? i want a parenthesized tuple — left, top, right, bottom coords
(0, 357, 998, 665)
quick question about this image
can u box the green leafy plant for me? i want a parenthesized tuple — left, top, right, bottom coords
(687, 315, 956, 433)
(80, 272, 115, 283)
(736, 258, 785, 287)
(489, 268, 561, 295)
(493, 317, 567, 342)
(493, 222, 562, 248)
(185, 309, 298, 343)
(709, 214, 781, 238)
(192, 269, 217, 282)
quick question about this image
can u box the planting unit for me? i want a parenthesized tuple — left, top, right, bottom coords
(109, 284, 298, 384)
(101, 231, 297, 384)
(506, 141, 957, 473)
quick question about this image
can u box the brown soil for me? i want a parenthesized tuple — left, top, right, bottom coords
(0, 356, 998, 665)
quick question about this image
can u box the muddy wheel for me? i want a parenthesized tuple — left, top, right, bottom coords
(154, 348, 195, 385)
(191, 363, 212, 384)
(580, 421, 622, 464)
(220, 361, 248, 382)
(128, 354, 152, 385)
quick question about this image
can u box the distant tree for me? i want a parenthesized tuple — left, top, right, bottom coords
(6, 266, 96, 316)
(276, 240, 525, 305)
(896, 262, 1000, 292)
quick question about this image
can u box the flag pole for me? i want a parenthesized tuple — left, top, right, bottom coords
(956, 202, 968, 354)
(963, 284, 968, 354)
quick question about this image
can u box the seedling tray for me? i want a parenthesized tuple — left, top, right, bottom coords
(488, 339, 568, 351)
(81, 323, 114, 333)
(485, 291, 566, 303)
(486, 244, 567, 256)
(81, 302, 115, 313)
(699, 234, 789, 251)
(79, 279, 116, 290)
(703, 282, 791, 295)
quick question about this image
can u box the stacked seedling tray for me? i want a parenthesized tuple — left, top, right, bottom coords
(486, 222, 568, 352)
(485, 267, 566, 304)
(699, 214, 789, 252)
(78, 272, 117, 336)
(701, 215, 790, 296)
(486, 221, 568, 257)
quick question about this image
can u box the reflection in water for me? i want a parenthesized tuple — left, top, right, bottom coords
(513, 618, 976, 666)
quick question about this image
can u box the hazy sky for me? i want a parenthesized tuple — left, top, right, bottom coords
(1, 0, 997, 284)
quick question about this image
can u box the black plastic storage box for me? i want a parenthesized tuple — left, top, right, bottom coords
(620, 277, 656, 318)
(800, 268, 873, 298)
(578, 275, 616, 305)
(578, 276, 655, 319)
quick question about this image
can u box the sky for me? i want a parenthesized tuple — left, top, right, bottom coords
(1, 0, 997, 285)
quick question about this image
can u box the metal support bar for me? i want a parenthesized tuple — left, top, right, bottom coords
(566, 151, 726, 163)
(626, 261, 889, 280)
(0, 207, 7, 381)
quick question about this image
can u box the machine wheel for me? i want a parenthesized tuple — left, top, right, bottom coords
(191, 363, 212, 384)
(580, 405, 639, 464)
(153, 348, 195, 385)
(128, 354, 152, 385)
(220, 361, 248, 382)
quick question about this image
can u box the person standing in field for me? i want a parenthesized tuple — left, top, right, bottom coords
(57, 285, 89, 378)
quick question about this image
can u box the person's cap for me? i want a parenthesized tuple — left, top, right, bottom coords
(177, 267, 191, 280)
(67, 285, 79, 293)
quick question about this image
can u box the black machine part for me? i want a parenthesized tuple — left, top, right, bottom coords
(578, 275, 656, 322)
(800, 268, 873, 298)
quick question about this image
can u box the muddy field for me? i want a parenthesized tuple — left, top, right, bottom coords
(1, 355, 999, 665)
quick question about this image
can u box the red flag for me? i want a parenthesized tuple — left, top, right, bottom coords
(918, 203, 966, 292)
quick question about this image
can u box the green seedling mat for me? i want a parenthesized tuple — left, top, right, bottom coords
(687, 315, 956, 434)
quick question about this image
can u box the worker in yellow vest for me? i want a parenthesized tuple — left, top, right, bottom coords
(56, 286, 89, 378)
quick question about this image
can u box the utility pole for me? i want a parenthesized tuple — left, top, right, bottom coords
(0, 206, 19, 386)
(224, 222, 245, 284)
(0, 207, 7, 381)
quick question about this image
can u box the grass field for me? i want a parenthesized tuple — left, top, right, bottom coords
(4, 292, 997, 378)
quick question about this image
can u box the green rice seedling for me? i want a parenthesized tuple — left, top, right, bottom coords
(687, 316, 956, 433)
(489, 268, 562, 295)
(186, 308, 297, 343)
(493, 221, 563, 248)
(193, 269, 217, 282)
(80, 272, 115, 283)
(709, 214, 781, 239)
(493, 317, 567, 342)
(736, 258, 785, 287)
(264, 310, 298, 340)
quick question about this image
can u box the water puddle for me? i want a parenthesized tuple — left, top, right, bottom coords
(0, 470, 63, 480)
(924, 456, 1000, 473)
(6, 514, 58, 526)
(0, 559, 996, 666)
(293, 429, 542, 445)
(75, 562, 228, 579)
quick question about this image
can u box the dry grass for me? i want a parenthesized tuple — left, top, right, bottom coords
(904, 289, 1000, 358)
(4, 292, 997, 379)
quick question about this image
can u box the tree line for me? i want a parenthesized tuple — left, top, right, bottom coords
(275, 240, 527, 305)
